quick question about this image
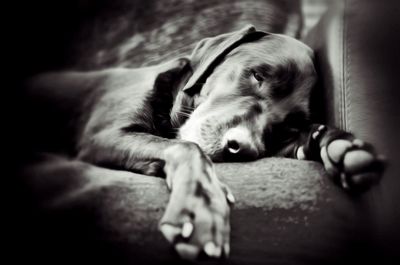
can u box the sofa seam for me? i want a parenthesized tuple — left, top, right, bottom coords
(343, 0, 350, 131)
(338, 0, 345, 130)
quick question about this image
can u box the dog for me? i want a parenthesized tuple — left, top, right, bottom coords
(23, 25, 385, 260)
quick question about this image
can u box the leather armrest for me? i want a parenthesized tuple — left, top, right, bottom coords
(305, 0, 400, 140)
(304, 0, 400, 261)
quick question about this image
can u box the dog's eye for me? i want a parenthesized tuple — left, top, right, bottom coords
(251, 71, 264, 83)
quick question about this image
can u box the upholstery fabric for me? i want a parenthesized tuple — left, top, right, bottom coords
(16, 157, 367, 265)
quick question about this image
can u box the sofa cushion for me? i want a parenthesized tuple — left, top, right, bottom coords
(14, 156, 373, 265)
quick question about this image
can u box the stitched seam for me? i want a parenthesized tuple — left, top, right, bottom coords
(337, 1, 345, 130)
(343, 0, 349, 131)
(340, 0, 346, 130)
(344, 0, 352, 132)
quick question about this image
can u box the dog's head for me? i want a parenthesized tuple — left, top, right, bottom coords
(173, 25, 316, 161)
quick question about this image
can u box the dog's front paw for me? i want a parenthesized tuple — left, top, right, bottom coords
(160, 146, 233, 260)
(320, 137, 385, 192)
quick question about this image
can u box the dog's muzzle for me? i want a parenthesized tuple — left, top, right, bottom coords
(221, 127, 260, 161)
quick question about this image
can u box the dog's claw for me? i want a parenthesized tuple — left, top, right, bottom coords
(220, 182, 235, 204)
(312, 131, 320, 140)
(340, 172, 350, 189)
(160, 223, 181, 243)
(204, 242, 221, 257)
(223, 243, 230, 257)
(352, 139, 365, 148)
(181, 222, 194, 239)
(296, 146, 306, 160)
(161, 146, 231, 260)
(214, 245, 222, 257)
(226, 192, 235, 204)
(312, 125, 327, 140)
(204, 242, 215, 257)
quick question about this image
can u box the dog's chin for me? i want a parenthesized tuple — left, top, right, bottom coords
(178, 133, 225, 162)
(178, 119, 225, 158)
(181, 139, 225, 162)
(177, 135, 265, 165)
(204, 149, 225, 162)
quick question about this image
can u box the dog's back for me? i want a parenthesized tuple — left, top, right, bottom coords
(23, 58, 190, 156)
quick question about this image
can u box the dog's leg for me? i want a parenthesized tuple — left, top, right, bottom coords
(78, 135, 233, 259)
(280, 124, 385, 192)
(63, 58, 232, 259)
(161, 142, 234, 259)
(26, 57, 231, 259)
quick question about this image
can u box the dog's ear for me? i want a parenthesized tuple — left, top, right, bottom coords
(183, 25, 268, 95)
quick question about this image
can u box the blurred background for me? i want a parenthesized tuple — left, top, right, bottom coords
(5, 0, 329, 75)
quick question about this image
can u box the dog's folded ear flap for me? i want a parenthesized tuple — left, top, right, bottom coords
(183, 25, 268, 95)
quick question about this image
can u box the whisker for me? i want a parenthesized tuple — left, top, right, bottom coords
(175, 111, 191, 117)
(176, 110, 191, 114)
(181, 106, 195, 111)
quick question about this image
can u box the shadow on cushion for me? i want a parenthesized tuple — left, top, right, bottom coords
(12, 157, 375, 265)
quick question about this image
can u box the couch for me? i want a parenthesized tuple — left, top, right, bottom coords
(8, 0, 400, 264)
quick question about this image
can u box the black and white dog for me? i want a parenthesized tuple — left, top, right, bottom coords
(24, 25, 384, 259)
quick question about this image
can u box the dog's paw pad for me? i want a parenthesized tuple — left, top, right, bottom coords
(326, 139, 353, 164)
(321, 138, 385, 191)
(343, 149, 375, 174)
(160, 223, 183, 243)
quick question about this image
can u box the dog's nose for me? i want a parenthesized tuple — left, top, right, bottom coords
(223, 127, 259, 161)
(226, 140, 241, 154)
